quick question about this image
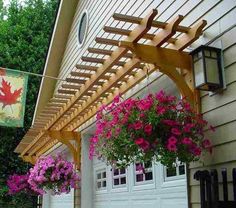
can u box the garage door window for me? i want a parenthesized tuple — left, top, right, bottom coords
(112, 168, 127, 188)
(96, 169, 107, 190)
(165, 162, 185, 181)
(135, 162, 153, 184)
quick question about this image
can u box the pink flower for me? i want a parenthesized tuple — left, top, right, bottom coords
(167, 143, 177, 152)
(115, 128, 121, 135)
(137, 99, 153, 111)
(106, 131, 112, 139)
(193, 147, 202, 156)
(168, 136, 177, 144)
(162, 120, 177, 126)
(183, 102, 191, 111)
(135, 138, 144, 145)
(133, 121, 143, 130)
(140, 140, 150, 151)
(210, 125, 216, 132)
(171, 128, 181, 136)
(182, 137, 192, 145)
(202, 139, 212, 148)
(156, 106, 166, 115)
(155, 90, 165, 101)
(144, 124, 152, 135)
(113, 94, 120, 103)
(135, 138, 150, 151)
(183, 123, 195, 133)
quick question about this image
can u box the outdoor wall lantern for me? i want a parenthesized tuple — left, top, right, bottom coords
(190, 45, 224, 91)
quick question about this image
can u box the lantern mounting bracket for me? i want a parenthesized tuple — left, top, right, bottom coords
(120, 41, 200, 112)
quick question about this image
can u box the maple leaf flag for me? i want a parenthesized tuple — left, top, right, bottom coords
(0, 79, 22, 109)
(0, 68, 28, 127)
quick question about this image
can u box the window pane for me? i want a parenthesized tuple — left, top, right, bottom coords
(179, 165, 185, 175)
(102, 181, 106, 187)
(102, 171, 106, 178)
(145, 161, 152, 168)
(145, 172, 153, 181)
(97, 173, 101, 179)
(166, 167, 176, 177)
(121, 177, 126, 184)
(120, 168, 126, 174)
(114, 169, 119, 176)
(114, 178, 119, 186)
(78, 13, 87, 44)
(136, 163, 144, 173)
(136, 174, 144, 182)
(97, 182, 101, 188)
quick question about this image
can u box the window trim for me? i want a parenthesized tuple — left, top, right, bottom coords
(77, 10, 89, 48)
(164, 163, 186, 182)
(95, 168, 107, 192)
(134, 162, 154, 185)
(111, 168, 127, 189)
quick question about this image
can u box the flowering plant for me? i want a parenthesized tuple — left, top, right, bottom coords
(89, 90, 213, 168)
(7, 174, 39, 195)
(28, 155, 80, 195)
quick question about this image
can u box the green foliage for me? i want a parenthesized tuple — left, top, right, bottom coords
(0, 0, 58, 207)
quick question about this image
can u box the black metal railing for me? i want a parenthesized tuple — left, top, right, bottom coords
(194, 168, 236, 208)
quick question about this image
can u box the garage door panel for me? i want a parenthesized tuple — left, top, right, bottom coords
(92, 159, 187, 208)
(131, 198, 158, 208)
(160, 197, 187, 208)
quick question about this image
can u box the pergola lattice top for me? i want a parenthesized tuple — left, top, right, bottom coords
(15, 9, 207, 166)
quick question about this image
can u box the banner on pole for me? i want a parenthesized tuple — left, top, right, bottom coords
(0, 68, 28, 127)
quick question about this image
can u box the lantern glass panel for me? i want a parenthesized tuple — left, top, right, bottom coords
(205, 57, 220, 84)
(194, 58, 205, 87)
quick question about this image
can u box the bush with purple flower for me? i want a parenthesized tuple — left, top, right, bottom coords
(7, 174, 39, 195)
(28, 155, 80, 195)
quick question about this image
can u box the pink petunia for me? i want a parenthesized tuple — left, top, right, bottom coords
(135, 138, 145, 145)
(182, 137, 192, 145)
(168, 136, 177, 144)
(210, 125, 216, 132)
(202, 139, 212, 148)
(163, 119, 178, 126)
(167, 143, 177, 152)
(183, 123, 195, 133)
(156, 106, 166, 115)
(133, 121, 143, 130)
(193, 147, 202, 156)
(137, 99, 153, 111)
(113, 94, 121, 103)
(171, 128, 181, 136)
(135, 138, 150, 151)
(144, 124, 152, 135)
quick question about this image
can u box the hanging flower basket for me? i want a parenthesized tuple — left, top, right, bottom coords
(28, 155, 80, 195)
(7, 173, 40, 195)
(89, 90, 213, 168)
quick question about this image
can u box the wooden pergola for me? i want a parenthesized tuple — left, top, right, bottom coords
(15, 9, 207, 169)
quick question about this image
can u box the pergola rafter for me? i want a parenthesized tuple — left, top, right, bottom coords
(15, 9, 207, 169)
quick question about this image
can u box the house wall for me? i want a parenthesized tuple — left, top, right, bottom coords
(53, 0, 236, 207)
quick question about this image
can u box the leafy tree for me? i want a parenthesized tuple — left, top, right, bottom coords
(0, 0, 59, 207)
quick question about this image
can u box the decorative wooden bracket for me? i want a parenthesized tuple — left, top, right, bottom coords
(21, 155, 37, 165)
(119, 44, 200, 112)
(46, 130, 81, 170)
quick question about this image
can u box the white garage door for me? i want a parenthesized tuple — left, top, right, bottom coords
(92, 158, 188, 208)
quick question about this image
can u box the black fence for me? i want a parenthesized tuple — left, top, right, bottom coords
(194, 168, 236, 208)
